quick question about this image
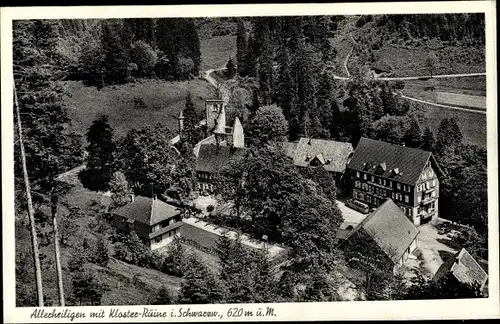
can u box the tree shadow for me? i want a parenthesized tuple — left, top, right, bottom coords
(436, 238, 462, 250)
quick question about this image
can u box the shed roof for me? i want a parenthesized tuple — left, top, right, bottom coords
(433, 248, 488, 290)
(113, 196, 180, 226)
(292, 138, 354, 173)
(346, 198, 419, 264)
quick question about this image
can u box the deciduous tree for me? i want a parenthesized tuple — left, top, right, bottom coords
(247, 105, 289, 145)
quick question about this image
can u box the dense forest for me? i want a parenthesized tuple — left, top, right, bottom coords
(356, 14, 486, 45)
(57, 18, 201, 87)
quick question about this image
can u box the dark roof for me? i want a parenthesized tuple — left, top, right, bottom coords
(433, 248, 488, 290)
(195, 144, 248, 173)
(347, 137, 443, 185)
(113, 196, 180, 226)
(292, 138, 354, 173)
(346, 199, 419, 264)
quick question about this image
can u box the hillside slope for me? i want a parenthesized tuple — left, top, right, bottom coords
(63, 79, 215, 141)
(333, 14, 485, 78)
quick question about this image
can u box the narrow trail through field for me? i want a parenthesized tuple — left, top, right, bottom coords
(395, 93, 486, 115)
(202, 67, 231, 105)
(377, 72, 486, 81)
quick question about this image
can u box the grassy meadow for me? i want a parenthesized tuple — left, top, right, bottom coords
(411, 101, 486, 148)
(373, 44, 485, 77)
(199, 35, 237, 71)
(62, 79, 215, 141)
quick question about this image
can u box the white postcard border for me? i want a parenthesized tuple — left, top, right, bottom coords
(2, 1, 498, 322)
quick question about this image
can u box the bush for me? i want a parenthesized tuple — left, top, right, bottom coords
(161, 238, 187, 277)
(130, 41, 158, 78)
(150, 285, 175, 305)
(94, 235, 110, 267)
(177, 56, 195, 80)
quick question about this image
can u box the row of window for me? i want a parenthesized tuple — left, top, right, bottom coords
(354, 190, 413, 217)
(400, 206, 413, 217)
(154, 228, 180, 244)
(354, 182, 411, 204)
(198, 172, 211, 180)
(151, 218, 178, 233)
(417, 204, 435, 215)
(198, 182, 214, 191)
(355, 172, 411, 192)
(417, 191, 436, 203)
(355, 193, 438, 218)
(353, 191, 380, 206)
(416, 179, 436, 192)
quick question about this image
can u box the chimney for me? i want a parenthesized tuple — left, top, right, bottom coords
(129, 194, 135, 203)
(308, 137, 312, 145)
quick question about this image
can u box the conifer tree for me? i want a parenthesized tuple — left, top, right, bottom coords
(109, 171, 133, 208)
(94, 235, 109, 267)
(291, 40, 318, 140)
(236, 19, 247, 76)
(182, 92, 199, 144)
(225, 58, 236, 79)
(244, 34, 258, 77)
(71, 269, 107, 305)
(435, 118, 463, 155)
(251, 249, 278, 302)
(217, 235, 255, 303)
(421, 126, 436, 152)
(179, 255, 226, 304)
(256, 20, 274, 105)
(276, 47, 297, 125)
(14, 20, 84, 307)
(403, 115, 423, 148)
(150, 286, 175, 305)
(248, 89, 260, 117)
(81, 114, 116, 191)
(381, 85, 398, 115)
(101, 20, 130, 85)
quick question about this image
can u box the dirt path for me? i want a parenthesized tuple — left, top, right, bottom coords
(343, 47, 354, 78)
(377, 72, 486, 81)
(395, 92, 486, 115)
(332, 33, 487, 115)
(202, 68, 231, 105)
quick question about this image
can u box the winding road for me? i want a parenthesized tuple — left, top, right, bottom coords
(202, 68, 231, 105)
(331, 34, 486, 114)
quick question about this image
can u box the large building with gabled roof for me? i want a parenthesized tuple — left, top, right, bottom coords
(342, 198, 420, 273)
(286, 137, 354, 184)
(346, 137, 446, 226)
